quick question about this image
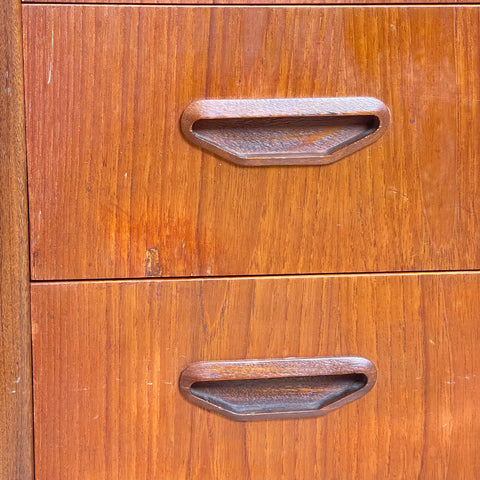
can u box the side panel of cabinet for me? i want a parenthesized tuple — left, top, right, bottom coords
(31, 274, 480, 479)
(24, 6, 480, 280)
(0, 0, 34, 477)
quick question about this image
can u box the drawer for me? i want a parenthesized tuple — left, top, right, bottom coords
(24, 6, 480, 280)
(26, 0, 480, 5)
(31, 274, 480, 479)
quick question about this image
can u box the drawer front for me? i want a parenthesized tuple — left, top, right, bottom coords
(31, 274, 480, 479)
(24, 6, 480, 280)
(26, 0, 480, 5)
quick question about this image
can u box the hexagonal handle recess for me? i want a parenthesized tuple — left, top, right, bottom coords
(179, 356, 377, 421)
(181, 97, 390, 166)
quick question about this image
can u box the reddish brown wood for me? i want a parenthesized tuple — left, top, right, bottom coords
(180, 356, 376, 420)
(31, 274, 480, 479)
(23, 6, 480, 280)
(24, 0, 480, 5)
(181, 97, 389, 166)
(0, 0, 34, 478)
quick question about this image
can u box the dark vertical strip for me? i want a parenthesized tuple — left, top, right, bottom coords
(0, 0, 34, 478)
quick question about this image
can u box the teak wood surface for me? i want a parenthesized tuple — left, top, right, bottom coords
(31, 274, 480, 479)
(0, 0, 34, 478)
(25, 0, 480, 4)
(24, 6, 480, 280)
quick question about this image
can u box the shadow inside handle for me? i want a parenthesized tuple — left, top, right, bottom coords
(192, 115, 380, 158)
(190, 373, 368, 415)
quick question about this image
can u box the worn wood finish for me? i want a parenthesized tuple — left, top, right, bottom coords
(180, 356, 376, 420)
(32, 274, 480, 479)
(0, 0, 34, 478)
(181, 97, 389, 166)
(24, 6, 480, 280)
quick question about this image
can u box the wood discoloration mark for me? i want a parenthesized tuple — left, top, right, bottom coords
(145, 247, 162, 277)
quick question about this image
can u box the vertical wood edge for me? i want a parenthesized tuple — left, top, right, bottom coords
(0, 0, 34, 478)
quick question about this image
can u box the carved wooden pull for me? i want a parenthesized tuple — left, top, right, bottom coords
(181, 97, 390, 166)
(179, 357, 377, 421)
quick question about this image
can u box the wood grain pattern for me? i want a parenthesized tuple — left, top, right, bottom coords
(23, 6, 480, 280)
(24, 0, 480, 5)
(180, 356, 376, 420)
(31, 274, 480, 479)
(181, 97, 389, 166)
(0, 0, 34, 478)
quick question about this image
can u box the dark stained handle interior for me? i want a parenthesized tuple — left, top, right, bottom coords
(181, 97, 390, 166)
(179, 357, 377, 421)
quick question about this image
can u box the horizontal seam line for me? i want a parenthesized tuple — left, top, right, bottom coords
(30, 269, 480, 284)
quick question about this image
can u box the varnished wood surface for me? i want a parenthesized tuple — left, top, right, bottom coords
(24, 0, 480, 5)
(24, 6, 480, 280)
(181, 97, 389, 166)
(32, 274, 480, 479)
(0, 0, 34, 478)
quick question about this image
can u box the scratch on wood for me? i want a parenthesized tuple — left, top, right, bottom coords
(145, 247, 162, 276)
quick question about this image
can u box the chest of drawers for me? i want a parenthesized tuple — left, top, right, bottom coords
(2, 0, 480, 478)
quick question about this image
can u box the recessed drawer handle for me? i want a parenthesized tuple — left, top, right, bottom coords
(181, 97, 390, 166)
(179, 356, 376, 421)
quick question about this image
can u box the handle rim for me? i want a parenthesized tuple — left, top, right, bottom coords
(179, 356, 377, 421)
(181, 97, 390, 167)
